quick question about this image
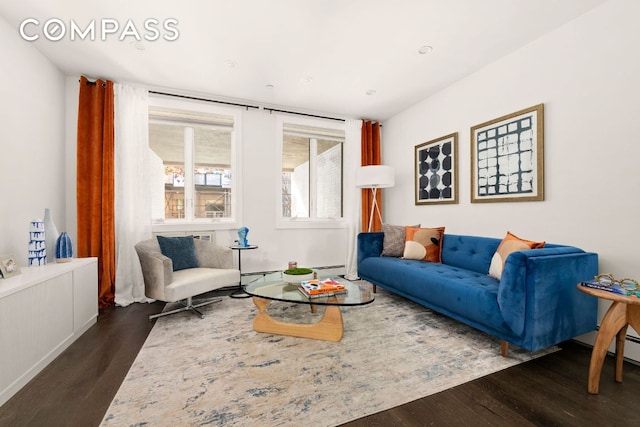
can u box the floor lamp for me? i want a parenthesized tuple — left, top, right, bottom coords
(356, 165, 395, 232)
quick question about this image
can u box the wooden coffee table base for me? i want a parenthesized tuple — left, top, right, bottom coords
(252, 297, 344, 342)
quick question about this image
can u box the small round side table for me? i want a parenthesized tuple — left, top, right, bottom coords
(229, 245, 258, 298)
(577, 284, 640, 394)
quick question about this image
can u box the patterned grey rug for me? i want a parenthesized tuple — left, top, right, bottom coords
(101, 284, 555, 426)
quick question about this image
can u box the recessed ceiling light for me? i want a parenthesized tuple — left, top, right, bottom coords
(265, 84, 275, 89)
(418, 45, 433, 54)
(366, 89, 377, 96)
(224, 59, 237, 68)
(301, 76, 313, 84)
(130, 41, 145, 51)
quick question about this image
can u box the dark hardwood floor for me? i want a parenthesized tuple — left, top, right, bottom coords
(1, 299, 639, 427)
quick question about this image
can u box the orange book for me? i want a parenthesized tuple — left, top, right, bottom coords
(298, 278, 347, 298)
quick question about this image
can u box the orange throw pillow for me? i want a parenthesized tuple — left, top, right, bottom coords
(402, 226, 445, 263)
(488, 231, 545, 280)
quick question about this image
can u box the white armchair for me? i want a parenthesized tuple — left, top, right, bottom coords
(135, 238, 240, 320)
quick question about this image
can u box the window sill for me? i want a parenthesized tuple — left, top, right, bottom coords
(276, 219, 346, 230)
(152, 220, 240, 233)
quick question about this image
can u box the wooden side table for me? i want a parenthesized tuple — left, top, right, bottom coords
(577, 284, 640, 394)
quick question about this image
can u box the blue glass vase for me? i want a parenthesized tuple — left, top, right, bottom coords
(55, 231, 73, 263)
(237, 227, 249, 247)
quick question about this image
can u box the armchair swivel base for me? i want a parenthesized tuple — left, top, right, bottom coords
(150, 295, 223, 321)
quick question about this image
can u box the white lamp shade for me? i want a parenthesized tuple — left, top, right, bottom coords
(356, 165, 395, 188)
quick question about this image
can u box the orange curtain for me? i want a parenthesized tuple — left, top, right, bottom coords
(361, 120, 382, 232)
(77, 76, 116, 308)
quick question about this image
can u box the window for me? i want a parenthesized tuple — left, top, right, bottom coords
(277, 116, 345, 228)
(148, 97, 241, 226)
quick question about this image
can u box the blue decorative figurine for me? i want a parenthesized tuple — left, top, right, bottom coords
(237, 227, 249, 247)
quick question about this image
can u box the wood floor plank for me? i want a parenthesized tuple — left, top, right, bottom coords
(2, 302, 640, 427)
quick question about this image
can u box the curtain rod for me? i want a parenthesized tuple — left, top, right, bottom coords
(149, 90, 260, 110)
(263, 107, 345, 122)
(80, 78, 106, 87)
(136, 89, 357, 123)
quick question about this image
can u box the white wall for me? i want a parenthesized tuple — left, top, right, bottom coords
(0, 16, 66, 266)
(382, 0, 640, 361)
(237, 109, 347, 272)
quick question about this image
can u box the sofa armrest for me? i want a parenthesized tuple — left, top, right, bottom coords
(136, 249, 173, 300)
(357, 232, 384, 269)
(498, 248, 598, 345)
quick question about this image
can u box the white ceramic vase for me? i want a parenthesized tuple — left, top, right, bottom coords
(43, 208, 59, 263)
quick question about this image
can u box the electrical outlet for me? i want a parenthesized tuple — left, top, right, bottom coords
(262, 251, 268, 261)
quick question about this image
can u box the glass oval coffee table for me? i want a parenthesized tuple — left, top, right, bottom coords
(243, 274, 374, 342)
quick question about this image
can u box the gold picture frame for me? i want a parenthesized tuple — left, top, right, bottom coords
(414, 132, 458, 205)
(470, 104, 544, 203)
(0, 254, 21, 278)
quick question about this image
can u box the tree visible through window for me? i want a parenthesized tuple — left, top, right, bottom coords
(148, 102, 237, 223)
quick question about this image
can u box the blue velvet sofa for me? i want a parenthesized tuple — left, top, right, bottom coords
(357, 232, 598, 354)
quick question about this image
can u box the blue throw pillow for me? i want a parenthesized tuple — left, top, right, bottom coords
(156, 235, 199, 271)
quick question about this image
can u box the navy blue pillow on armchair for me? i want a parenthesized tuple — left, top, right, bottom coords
(156, 235, 199, 271)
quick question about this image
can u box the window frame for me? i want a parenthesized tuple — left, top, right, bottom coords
(275, 115, 346, 230)
(148, 95, 243, 232)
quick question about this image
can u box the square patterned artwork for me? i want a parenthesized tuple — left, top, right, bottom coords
(471, 104, 544, 203)
(414, 133, 458, 205)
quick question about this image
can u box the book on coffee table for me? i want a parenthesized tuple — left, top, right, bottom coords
(298, 278, 347, 299)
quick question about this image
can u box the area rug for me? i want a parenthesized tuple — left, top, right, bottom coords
(101, 284, 555, 426)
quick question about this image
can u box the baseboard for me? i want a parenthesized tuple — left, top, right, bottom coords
(574, 329, 640, 366)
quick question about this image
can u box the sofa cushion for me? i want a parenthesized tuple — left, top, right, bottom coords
(358, 257, 511, 335)
(381, 223, 419, 257)
(403, 226, 445, 263)
(165, 268, 240, 301)
(157, 235, 199, 271)
(441, 234, 500, 275)
(488, 231, 545, 280)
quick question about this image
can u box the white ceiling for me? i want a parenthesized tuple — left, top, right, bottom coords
(0, 0, 607, 121)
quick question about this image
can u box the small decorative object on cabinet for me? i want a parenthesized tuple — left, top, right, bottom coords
(28, 219, 46, 266)
(43, 208, 59, 262)
(55, 232, 73, 263)
(0, 254, 21, 278)
(237, 226, 249, 247)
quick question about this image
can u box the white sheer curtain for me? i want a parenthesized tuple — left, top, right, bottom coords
(114, 83, 153, 306)
(343, 119, 362, 280)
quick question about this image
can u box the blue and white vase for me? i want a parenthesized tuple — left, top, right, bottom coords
(28, 219, 47, 266)
(55, 232, 73, 263)
(43, 208, 59, 263)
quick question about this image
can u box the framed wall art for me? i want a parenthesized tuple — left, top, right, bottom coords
(415, 132, 458, 205)
(0, 254, 21, 278)
(470, 104, 544, 203)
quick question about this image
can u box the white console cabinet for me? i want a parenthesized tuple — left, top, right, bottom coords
(0, 258, 98, 406)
